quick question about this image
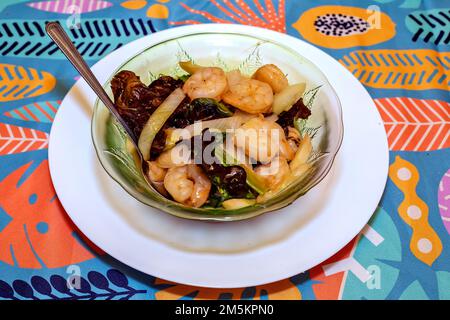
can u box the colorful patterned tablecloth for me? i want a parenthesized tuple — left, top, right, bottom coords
(0, 0, 449, 300)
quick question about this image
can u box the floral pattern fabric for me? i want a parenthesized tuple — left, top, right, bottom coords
(0, 0, 449, 300)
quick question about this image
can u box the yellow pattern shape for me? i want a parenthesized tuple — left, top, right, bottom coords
(292, 5, 396, 49)
(154, 278, 302, 300)
(120, 0, 147, 10)
(389, 155, 442, 266)
(339, 49, 450, 91)
(147, 3, 169, 19)
(0, 64, 56, 102)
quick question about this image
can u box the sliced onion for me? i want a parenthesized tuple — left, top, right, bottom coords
(222, 198, 256, 210)
(179, 61, 203, 74)
(290, 134, 312, 172)
(156, 143, 192, 168)
(138, 88, 186, 161)
(264, 113, 279, 122)
(272, 83, 306, 115)
(166, 112, 257, 144)
(233, 110, 257, 123)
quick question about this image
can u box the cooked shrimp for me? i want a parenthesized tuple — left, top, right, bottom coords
(287, 127, 302, 151)
(222, 78, 273, 114)
(146, 161, 169, 196)
(183, 67, 228, 100)
(279, 139, 296, 161)
(280, 127, 302, 160)
(147, 161, 167, 182)
(226, 69, 243, 86)
(252, 64, 288, 94)
(234, 116, 286, 163)
(156, 143, 192, 168)
(254, 156, 291, 190)
(163, 164, 211, 208)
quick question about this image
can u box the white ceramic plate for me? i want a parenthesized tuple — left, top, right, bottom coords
(49, 24, 389, 288)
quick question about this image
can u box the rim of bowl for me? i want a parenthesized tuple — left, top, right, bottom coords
(91, 30, 344, 222)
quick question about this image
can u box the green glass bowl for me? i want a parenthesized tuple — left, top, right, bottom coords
(91, 32, 343, 221)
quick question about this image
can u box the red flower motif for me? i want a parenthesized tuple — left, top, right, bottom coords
(171, 0, 286, 33)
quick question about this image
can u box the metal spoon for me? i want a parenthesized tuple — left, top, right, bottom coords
(45, 22, 149, 182)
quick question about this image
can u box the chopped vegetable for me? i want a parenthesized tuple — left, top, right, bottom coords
(291, 163, 313, 179)
(178, 74, 190, 82)
(165, 115, 251, 146)
(233, 110, 258, 123)
(241, 164, 269, 195)
(278, 98, 311, 133)
(264, 113, 279, 122)
(214, 144, 268, 194)
(222, 198, 256, 210)
(256, 162, 312, 204)
(190, 98, 233, 117)
(212, 166, 248, 196)
(111, 72, 184, 141)
(138, 88, 186, 160)
(290, 134, 312, 172)
(206, 183, 231, 208)
(272, 83, 306, 115)
(155, 142, 191, 168)
(179, 61, 204, 74)
(163, 97, 233, 131)
(202, 163, 253, 207)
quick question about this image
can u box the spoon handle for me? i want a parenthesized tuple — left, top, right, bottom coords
(45, 22, 136, 142)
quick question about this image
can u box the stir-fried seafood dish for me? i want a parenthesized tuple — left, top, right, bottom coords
(111, 62, 316, 210)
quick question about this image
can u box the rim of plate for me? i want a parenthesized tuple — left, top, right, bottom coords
(49, 24, 389, 288)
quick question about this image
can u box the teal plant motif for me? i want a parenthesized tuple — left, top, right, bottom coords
(373, 0, 422, 9)
(406, 8, 450, 45)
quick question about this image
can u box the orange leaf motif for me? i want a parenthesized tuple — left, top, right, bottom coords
(375, 98, 450, 151)
(0, 161, 95, 268)
(0, 123, 49, 155)
(0, 64, 56, 102)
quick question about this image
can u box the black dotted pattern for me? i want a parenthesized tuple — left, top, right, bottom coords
(314, 13, 370, 37)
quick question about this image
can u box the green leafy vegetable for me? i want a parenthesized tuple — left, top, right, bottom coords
(178, 74, 190, 82)
(190, 98, 234, 117)
(214, 144, 268, 195)
(205, 175, 232, 208)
